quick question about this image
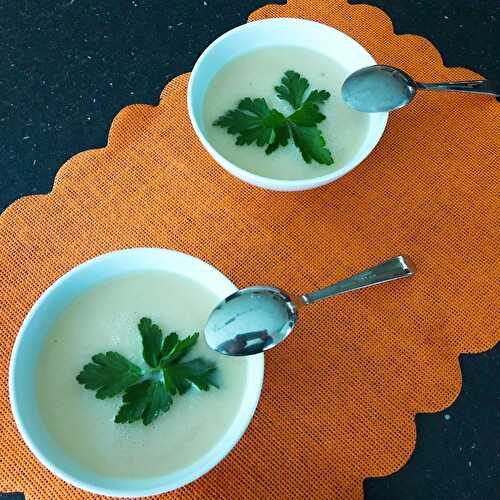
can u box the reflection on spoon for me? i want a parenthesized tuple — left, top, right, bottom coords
(217, 330, 274, 356)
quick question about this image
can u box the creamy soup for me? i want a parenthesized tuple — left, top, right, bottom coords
(36, 272, 248, 478)
(203, 46, 370, 180)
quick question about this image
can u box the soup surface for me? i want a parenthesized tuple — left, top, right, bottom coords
(37, 271, 248, 478)
(203, 46, 370, 180)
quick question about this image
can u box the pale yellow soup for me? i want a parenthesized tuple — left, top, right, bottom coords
(203, 46, 370, 180)
(36, 272, 248, 478)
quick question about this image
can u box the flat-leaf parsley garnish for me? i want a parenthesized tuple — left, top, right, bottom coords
(214, 70, 333, 165)
(76, 317, 218, 426)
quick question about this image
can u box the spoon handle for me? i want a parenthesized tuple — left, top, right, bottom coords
(301, 256, 415, 305)
(417, 80, 500, 97)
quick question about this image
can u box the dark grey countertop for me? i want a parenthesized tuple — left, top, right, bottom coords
(1, 1, 499, 499)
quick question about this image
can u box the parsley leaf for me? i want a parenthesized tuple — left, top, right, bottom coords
(160, 331, 179, 358)
(265, 124, 290, 154)
(304, 89, 331, 106)
(77, 318, 219, 426)
(76, 352, 142, 399)
(138, 317, 163, 367)
(214, 70, 333, 166)
(214, 97, 287, 148)
(163, 358, 218, 395)
(115, 379, 172, 425)
(290, 125, 334, 165)
(289, 102, 326, 127)
(160, 332, 199, 364)
(275, 70, 310, 110)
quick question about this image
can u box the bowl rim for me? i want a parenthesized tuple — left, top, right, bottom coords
(9, 248, 264, 498)
(187, 17, 388, 191)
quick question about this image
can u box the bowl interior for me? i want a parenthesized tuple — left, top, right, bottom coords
(189, 18, 387, 188)
(10, 248, 263, 497)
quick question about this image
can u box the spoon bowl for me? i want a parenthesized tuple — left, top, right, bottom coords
(342, 65, 418, 112)
(205, 286, 297, 355)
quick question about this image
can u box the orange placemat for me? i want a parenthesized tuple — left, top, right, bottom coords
(1, 1, 498, 499)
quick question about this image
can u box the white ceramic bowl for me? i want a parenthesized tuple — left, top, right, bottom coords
(188, 18, 388, 191)
(9, 248, 264, 498)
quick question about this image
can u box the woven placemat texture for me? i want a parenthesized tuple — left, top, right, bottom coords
(1, 0, 498, 498)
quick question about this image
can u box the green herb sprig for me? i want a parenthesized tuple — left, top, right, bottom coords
(76, 317, 217, 426)
(214, 70, 334, 165)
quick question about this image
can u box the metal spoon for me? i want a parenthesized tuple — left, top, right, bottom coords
(341, 64, 500, 112)
(205, 255, 415, 356)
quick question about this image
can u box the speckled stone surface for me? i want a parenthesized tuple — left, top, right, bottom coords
(0, 1, 498, 499)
